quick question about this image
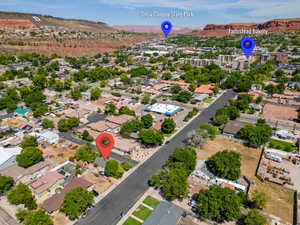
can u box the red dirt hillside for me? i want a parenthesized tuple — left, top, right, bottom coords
(193, 18, 300, 37)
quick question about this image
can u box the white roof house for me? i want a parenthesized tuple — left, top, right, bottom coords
(38, 131, 59, 144)
(274, 130, 295, 140)
(144, 103, 182, 115)
(0, 146, 22, 169)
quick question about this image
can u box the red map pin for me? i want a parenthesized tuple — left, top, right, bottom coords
(96, 133, 115, 160)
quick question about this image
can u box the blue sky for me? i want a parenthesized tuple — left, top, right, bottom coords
(0, 0, 299, 27)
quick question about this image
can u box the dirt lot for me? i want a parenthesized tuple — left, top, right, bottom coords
(43, 141, 78, 164)
(253, 181, 294, 225)
(52, 212, 70, 225)
(198, 138, 294, 225)
(199, 137, 261, 178)
(262, 104, 298, 121)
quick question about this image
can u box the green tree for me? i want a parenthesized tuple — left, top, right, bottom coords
(199, 124, 219, 140)
(242, 210, 267, 225)
(141, 114, 153, 129)
(81, 130, 93, 142)
(170, 85, 181, 94)
(141, 94, 151, 104)
(104, 160, 124, 178)
(213, 112, 229, 125)
(120, 119, 143, 138)
(90, 88, 102, 100)
(161, 168, 189, 200)
(162, 72, 172, 80)
(75, 144, 99, 163)
(104, 103, 116, 115)
(196, 185, 241, 222)
(60, 187, 94, 219)
(16, 209, 53, 225)
(70, 88, 82, 100)
(251, 190, 267, 209)
(174, 90, 192, 103)
(16, 147, 44, 168)
(32, 103, 49, 118)
(58, 117, 80, 132)
(240, 123, 272, 147)
(161, 118, 176, 134)
(168, 147, 196, 173)
(120, 73, 131, 85)
(41, 119, 54, 129)
(54, 80, 64, 91)
(0, 175, 14, 195)
(150, 147, 196, 200)
(21, 137, 38, 149)
(139, 129, 164, 146)
(120, 161, 133, 171)
(7, 183, 37, 210)
(237, 93, 253, 111)
(206, 150, 241, 180)
(32, 74, 47, 89)
(119, 106, 135, 116)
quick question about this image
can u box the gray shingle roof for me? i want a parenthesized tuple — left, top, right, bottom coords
(142, 201, 183, 225)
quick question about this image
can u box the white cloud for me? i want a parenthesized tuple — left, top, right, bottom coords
(96, 0, 300, 19)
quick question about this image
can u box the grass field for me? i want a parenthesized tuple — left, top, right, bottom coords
(132, 205, 152, 221)
(123, 217, 141, 225)
(253, 181, 294, 224)
(268, 138, 295, 152)
(203, 98, 214, 103)
(143, 196, 160, 209)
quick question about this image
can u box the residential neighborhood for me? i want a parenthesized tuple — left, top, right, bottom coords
(0, 8, 299, 225)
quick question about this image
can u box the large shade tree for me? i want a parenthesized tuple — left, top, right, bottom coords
(206, 150, 241, 180)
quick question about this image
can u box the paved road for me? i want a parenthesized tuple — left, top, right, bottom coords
(0, 113, 13, 120)
(0, 206, 20, 225)
(59, 131, 137, 165)
(76, 90, 236, 225)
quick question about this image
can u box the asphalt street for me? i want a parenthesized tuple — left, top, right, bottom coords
(76, 90, 237, 225)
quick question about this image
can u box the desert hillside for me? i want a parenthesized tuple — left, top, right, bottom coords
(193, 18, 300, 36)
(0, 11, 113, 32)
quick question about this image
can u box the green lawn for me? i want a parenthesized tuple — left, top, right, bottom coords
(132, 205, 152, 221)
(204, 98, 214, 103)
(123, 217, 142, 225)
(143, 196, 160, 208)
(268, 138, 295, 152)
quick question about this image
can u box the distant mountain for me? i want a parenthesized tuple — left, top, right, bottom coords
(113, 26, 161, 33)
(0, 11, 114, 32)
(112, 25, 196, 34)
(0, 11, 158, 57)
(193, 18, 300, 37)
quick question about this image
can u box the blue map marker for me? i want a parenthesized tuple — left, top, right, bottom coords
(240, 37, 255, 58)
(161, 21, 172, 38)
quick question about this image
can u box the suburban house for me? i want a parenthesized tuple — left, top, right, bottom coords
(42, 177, 93, 213)
(194, 84, 214, 95)
(38, 131, 60, 144)
(142, 201, 183, 225)
(106, 114, 135, 125)
(14, 108, 32, 117)
(222, 120, 249, 137)
(0, 146, 22, 169)
(87, 120, 119, 133)
(274, 129, 295, 140)
(194, 94, 209, 102)
(29, 171, 65, 197)
(0, 161, 51, 184)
